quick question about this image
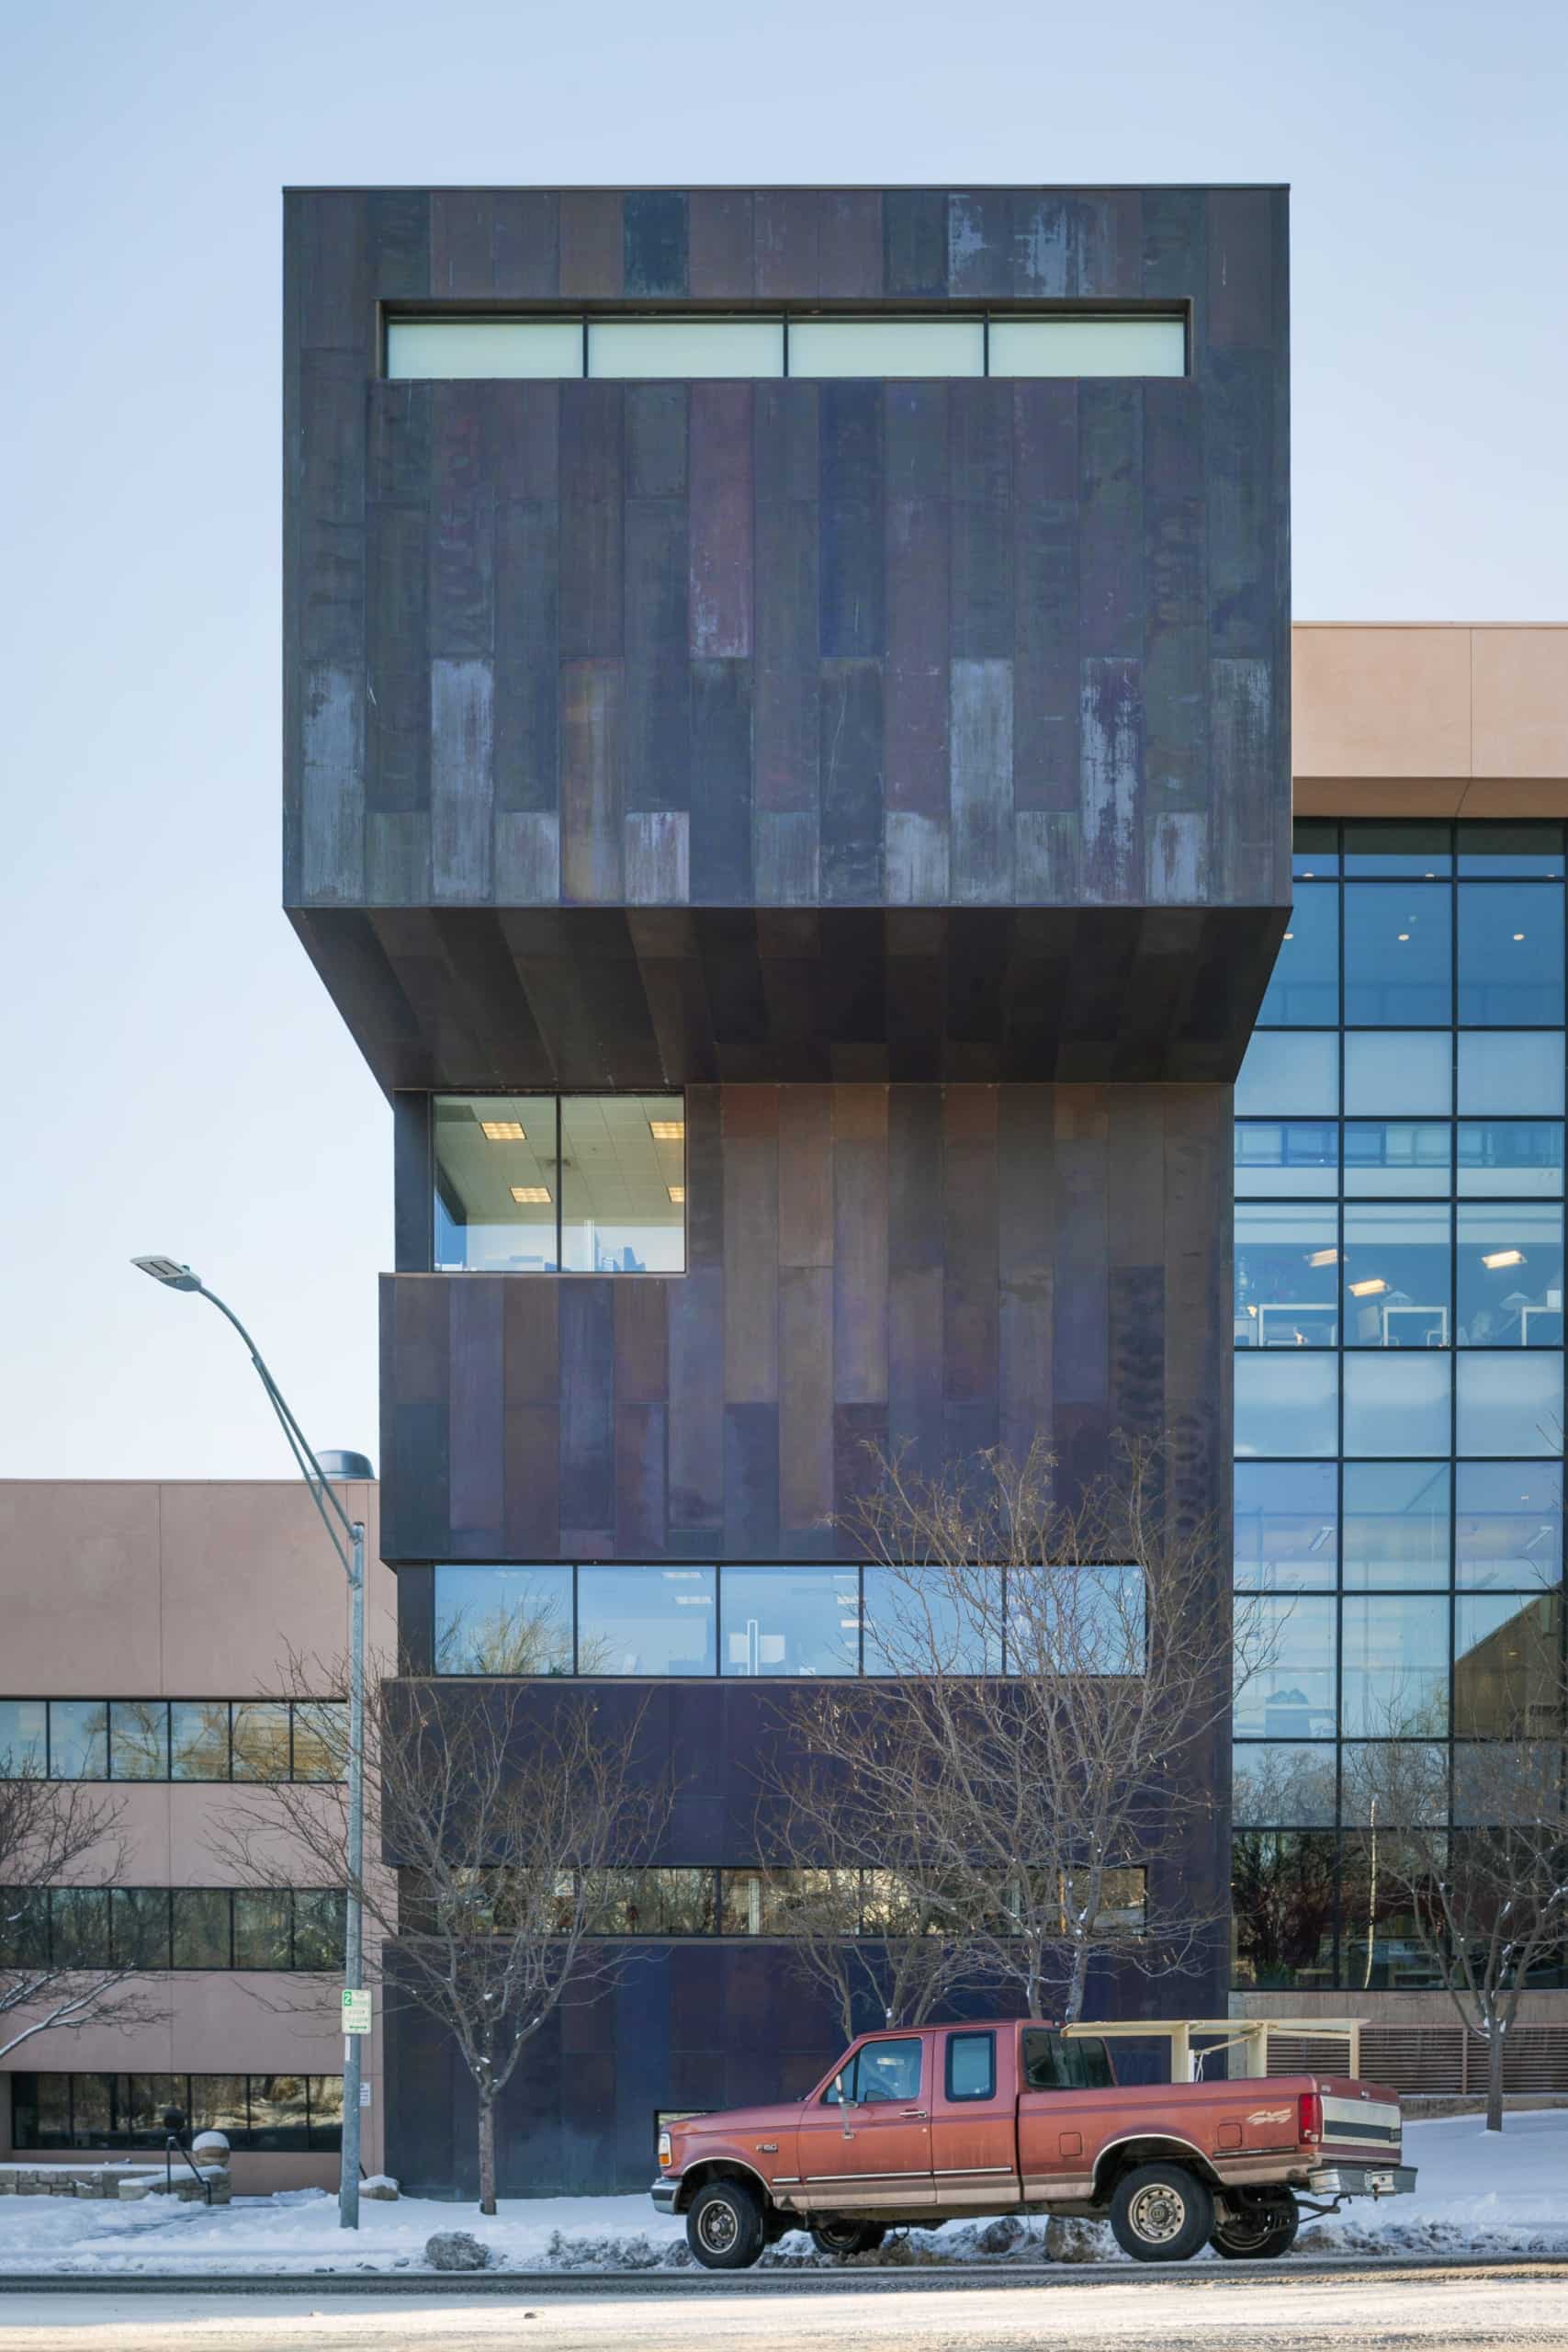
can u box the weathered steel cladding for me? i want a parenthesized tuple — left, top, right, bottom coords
(378, 1080, 1232, 1564)
(285, 185, 1290, 938)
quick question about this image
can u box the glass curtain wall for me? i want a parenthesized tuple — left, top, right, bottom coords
(1233, 820, 1568, 1991)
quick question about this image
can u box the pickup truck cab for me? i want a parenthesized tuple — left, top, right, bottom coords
(652, 2018, 1416, 2267)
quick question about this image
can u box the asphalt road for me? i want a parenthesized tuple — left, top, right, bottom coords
(3, 2266, 1567, 2352)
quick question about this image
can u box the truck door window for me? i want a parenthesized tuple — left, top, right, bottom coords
(945, 2031, 996, 2102)
(1021, 2031, 1113, 2091)
(826, 2038, 922, 2105)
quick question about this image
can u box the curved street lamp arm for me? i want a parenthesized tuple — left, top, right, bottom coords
(188, 1280, 359, 1581)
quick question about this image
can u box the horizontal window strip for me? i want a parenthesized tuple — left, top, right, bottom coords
(0, 1886, 346, 1973)
(0, 1699, 345, 1783)
(385, 311, 1187, 382)
(8, 2072, 344, 2154)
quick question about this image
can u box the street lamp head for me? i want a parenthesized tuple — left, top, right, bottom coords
(319, 1450, 375, 1482)
(132, 1256, 202, 1293)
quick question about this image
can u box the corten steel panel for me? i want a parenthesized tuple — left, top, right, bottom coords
(378, 1080, 1232, 1561)
(284, 187, 1290, 1082)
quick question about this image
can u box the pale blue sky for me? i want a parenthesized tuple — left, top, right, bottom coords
(3, 0, 1563, 1478)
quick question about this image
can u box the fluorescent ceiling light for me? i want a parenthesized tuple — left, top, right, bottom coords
(511, 1185, 551, 1204)
(668, 1185, 686, 1204)
(1482, 1249, 1525, 1269)
(1306, 1249, 1338, 1267)
(481, 1120, 526, 1141)
(1348, 1278, 1388, 1297)
(649, 1120, 685, 1141)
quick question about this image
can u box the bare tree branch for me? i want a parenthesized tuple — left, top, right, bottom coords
(214, 1650, 670, 2211)
(0, 1766, 166, 2062)
(768, 1438, 1255, 2023)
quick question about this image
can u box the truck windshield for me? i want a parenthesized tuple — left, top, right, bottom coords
(1021, 2031, 1112, 2091)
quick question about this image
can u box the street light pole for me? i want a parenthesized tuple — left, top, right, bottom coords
(133, 1256, 368, 2231)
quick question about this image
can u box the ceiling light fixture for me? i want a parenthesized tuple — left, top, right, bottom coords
(511, 1185, 551, 1204)
(1482, 1248, 1525, 1270)
(1348, 1278, 1389, 1297)
(481, 1120, 525, 1142)
(1397, 932, 1410, 942)
(649, 1120, 685, 1141)
(1306, 1249, 1338, 1267)
(668, 1185, 686, 1204)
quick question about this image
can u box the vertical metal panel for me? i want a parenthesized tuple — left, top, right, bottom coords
(559, 190, 624, 295)
(882, 188, 948, 295)
(689, 189, 755, 297)
(624, 494, 690, 811)
(818, 192, 882, 298)
(559, 387, 624, 660)
(818, 384, 884, 660)
(301, 663, 366, 902)
(819, 660, 884, 904)
(559, 661, 625, 903)
(998, 1082, 1053, 1461)
(949, 383, 1012, 661)
(885, 383, 950, 824)
(1011, 381, 1078, 819)
(430, 657, 495, 901)
(367, 500, 431, 814)
(689, 659, 754, 904)
(947, 191, 1012, 297)
(723, 1089, 781, 1405)
(689, 384, 754, 659)
(1078, 382, 1144, 660)
(625, 191, 689, 296)
(779, 1263, 835, 1534)
(831, 1085, 888, 1405)
(753, 384, 819, 818)
(950, 658, 1015, 905)
(392, 1091, 434, 1272)
(558, 1282, 615, 1535)
(1080, 657, 1142, 906)
(494, 497, 560, 816)
(448, 1278, 505, 1544)
(430, 387, 496, 656)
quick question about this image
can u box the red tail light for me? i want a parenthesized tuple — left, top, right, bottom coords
(1298, 2090, 1322, 2145)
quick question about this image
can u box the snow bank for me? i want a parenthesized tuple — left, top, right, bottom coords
(1, 2109, 1562, 2276)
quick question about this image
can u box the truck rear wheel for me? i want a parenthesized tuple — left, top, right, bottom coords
(686, 2178, 768, 2269)
(1109, 2163, 1215, 2263)
(809, 2221, 886, 2260)
(1211, 2193, 1299, 2260)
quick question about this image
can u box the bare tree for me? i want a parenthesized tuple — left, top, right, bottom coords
(780, 1439, 1250, 2023)
(750, 1768, 972, 2037)
(219, 1656, 668, 2213)
(1344, 1619, 1567, 2132)
(1, 1763, 164, 2061)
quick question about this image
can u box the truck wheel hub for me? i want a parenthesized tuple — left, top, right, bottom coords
(698, 2203, 739, 2252)
(1128, 2185, 1186, 2243)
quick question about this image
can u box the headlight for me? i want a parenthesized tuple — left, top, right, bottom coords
(657, 2128, 672, 2168)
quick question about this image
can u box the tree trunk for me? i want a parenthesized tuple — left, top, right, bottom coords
(1063, 1943, 1089, 2025)
(1484, 2029, 1505, 2134)
(478, 2094, 498, 2214)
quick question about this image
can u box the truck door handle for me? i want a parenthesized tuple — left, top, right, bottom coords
(904, 2108, 927, 2118)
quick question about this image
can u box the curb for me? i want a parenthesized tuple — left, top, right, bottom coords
(4, 2255, 1568, 2297)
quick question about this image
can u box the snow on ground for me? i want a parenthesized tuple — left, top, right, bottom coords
(0, 2109, 1563, 2277)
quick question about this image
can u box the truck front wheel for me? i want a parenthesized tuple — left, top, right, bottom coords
(1211, 2193, 1299, 2260)
(686, 2178, 768, 2269)
(1109, 2163, 1215, 2263)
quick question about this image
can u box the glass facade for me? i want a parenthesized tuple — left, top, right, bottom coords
(432, 1563, 1140, 1677)
(434, 1095, 685, 1274)
(1232, 820, 1568, 1989)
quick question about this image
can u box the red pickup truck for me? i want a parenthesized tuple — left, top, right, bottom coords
(652, 2018, 1415, 2267)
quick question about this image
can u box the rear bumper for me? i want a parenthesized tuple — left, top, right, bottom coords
(1307, 2163, 1417, 2200)
(649, 2177, 679, 2215)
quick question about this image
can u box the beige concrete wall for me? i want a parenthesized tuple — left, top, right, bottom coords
(0, 1481, 395, 2182)
(1293, 624, 1568, 811)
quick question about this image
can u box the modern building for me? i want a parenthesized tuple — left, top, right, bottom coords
(283, 181, 1291, 2194)
(0, 1479, 394, 2189)
(1233, 626, 1568, 2100)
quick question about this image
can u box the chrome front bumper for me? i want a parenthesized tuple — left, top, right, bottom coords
(1307, 2163, 1417, 2200)
(650, 2177, 679, 2214)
